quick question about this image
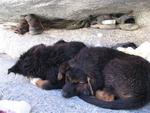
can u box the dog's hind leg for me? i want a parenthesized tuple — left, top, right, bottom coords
(96, 90, 115, 102)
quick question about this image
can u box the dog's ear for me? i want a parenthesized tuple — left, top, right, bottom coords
(32, 44, 46, 58)
(86, 74, 99, 95)
(58, 62, 71, 80)
(8, 64, 19, 74)
(33, 44, 44, 53)
(58, 72, 64, 80)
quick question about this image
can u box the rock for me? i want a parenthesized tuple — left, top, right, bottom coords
(0, 0, 150, 27)
(119, 24, 139, 31)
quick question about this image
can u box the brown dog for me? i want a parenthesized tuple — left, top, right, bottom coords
(58, 47, 150, 110)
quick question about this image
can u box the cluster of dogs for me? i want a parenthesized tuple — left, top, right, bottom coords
(8, 40, 150, 110)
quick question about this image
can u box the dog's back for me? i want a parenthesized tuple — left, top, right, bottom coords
(78, 47, 150, 109)
(8, 40, 86, 90)
(62, 46, 150, 109)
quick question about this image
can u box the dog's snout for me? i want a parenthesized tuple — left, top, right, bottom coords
(62, 91, 72, 98)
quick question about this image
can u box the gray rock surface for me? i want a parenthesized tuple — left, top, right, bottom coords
(0, 0, 150, 26)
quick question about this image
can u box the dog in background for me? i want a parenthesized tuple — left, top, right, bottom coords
(8, 40, 86, 90)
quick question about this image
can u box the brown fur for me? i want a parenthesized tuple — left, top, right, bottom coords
(59, 47, 150, 109)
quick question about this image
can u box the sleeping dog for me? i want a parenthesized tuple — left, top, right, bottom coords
(58, 47, 150, 109)
(8, 40, 86, 90)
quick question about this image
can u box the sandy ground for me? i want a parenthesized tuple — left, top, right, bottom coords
(0, 23, 150, 113)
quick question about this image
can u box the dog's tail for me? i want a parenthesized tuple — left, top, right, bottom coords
(79, 96, 147, 110)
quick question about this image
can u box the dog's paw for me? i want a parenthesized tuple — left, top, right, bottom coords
(96, 90, 115, 102)
(30, 78, 41, 86)
(30, 78, 49, 89)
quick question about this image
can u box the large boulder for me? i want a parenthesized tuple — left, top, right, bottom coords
(0, 0, 150, 26)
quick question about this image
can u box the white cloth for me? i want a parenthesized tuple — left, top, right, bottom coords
(0, 100, 31, 113)
(117, 41, 150, 62)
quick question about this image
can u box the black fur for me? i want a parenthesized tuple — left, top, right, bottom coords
(111, 42, 137, 49)
(60, 47, 150, 109)
(8, 40, 86, 90)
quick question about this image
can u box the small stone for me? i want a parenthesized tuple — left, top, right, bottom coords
(118, 24, 139, 31)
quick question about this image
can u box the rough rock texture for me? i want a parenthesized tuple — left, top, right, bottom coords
(0, 0, 150, 26)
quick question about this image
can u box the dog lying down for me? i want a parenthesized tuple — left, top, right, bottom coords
(58, 46, 150, 110)
(94, 41, 150, 102)
(8, 41, 150, 110)
(30, 42, 138, 87)
(8, 40, 86, 90)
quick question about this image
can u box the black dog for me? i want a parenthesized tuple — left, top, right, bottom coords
(8, 40, 86, 90)
(58, 47, 150, 109)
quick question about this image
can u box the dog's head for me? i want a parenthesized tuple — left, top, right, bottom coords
(8, 60, 22, 75)
(8, 44, 46, 78)
(8, 54, 35, 76)
(58, 62, 95, 98)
